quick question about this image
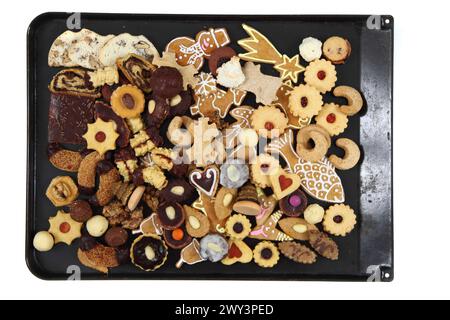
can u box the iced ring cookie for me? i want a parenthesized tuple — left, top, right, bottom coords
(304, 59, 337, 94)
(323, 36, 351, 64)
(315, 103, 348, 136)
(299, 37, 322, 62)
(250, 154, 280, 188)
(253, 241, 280, 268)
(288, 84, 323, 118)
(323, 204, 356, 236)
(251, 105, 288, 139)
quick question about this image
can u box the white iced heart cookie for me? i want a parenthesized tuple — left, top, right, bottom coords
(48, 28, 93, 67)
(99, 33, 159, 67)
(68, 32, 115, 69)
(299, 37, 322, 62)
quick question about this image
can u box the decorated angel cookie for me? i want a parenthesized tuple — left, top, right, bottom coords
(265, 130, 345, 203)
(238, 24, 305, 83)
(249, 211, 293, 241)
(166, 28, 231, 70)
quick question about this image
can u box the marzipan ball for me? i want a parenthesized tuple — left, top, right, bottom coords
(86, 215, 109, 237)
(105, 227, 129, 247)
(68, 200, 93, 223)
(33, 231, 55, 252)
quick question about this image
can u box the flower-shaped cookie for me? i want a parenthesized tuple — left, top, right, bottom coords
(288, 84, 323, 118)
(304, 59, 337, 93)
(315, 103, 348, 136)
(225, 214, 252, 240)
(251, 106, 288, 139)
(253, 241, 280, 268)
(323, 204, 356, 236)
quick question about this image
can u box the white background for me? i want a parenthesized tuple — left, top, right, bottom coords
(1, 0, 448, 300)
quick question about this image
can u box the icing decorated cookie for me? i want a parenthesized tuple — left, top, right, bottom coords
(192, 193, 226, 234)
(223, 106, 255, 150)
(189, 166, 220, 198)
(238, 24, 305, 83)
(176, 239, 205, 268)
(249, 211, 293, 241)
(166, 28, 231, 70)
(265, 130, 345, 203)
(191, 73, 247, 118)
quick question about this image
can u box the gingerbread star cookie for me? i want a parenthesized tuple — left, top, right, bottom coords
(238, 24, 305, 83)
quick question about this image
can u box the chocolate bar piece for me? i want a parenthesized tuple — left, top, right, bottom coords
(48, 93, 95, 145)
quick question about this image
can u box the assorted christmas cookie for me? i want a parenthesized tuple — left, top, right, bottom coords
(131, 235, 168, 272)
(323, 36, 351, 64)
(221, 239, 253, 265)
(48, 210, 83, 245)
(253, 241, 280, 268)
(40, 24, 363, 274)
(304, 59, 337, 94)
(288, 84, 323, 118)
(251, 105, 289, 139)
(225, 214, 252, 240)
(323, 204, 357, 236)
(315, 103, 349, 136)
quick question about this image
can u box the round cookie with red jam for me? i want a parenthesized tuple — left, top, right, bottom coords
(157, 202, 186, 230)
(253, 241, 280, 268)
(288, 84, 323, 118)
(251, 105, 288, 139)
(315, 103, 348, 136)
(304, 59, 337, 94)
(323, 204, 356, 236)
(279, 189, 308, 217)
(163, 225, 192, 249)
(131, 235, 168, 272)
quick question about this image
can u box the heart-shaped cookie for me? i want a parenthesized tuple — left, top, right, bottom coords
(269, 168, 301, 200)
(189, 165, 220, 197)
(221, 240, 253, 265)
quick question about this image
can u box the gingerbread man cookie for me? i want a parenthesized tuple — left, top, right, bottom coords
(166, 28, 231, 70)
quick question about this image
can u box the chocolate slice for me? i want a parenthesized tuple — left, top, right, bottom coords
(49, 68, 100, 98)
(117, 53, 156, 93)
(48, 93, 95, 145)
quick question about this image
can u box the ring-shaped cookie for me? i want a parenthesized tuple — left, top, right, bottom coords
(296, 130, 329, 163)
(333, 86, 363, 116)
(329, 138, 360, 170)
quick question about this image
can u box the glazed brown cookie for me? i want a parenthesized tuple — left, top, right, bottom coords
(160, 179, 196, 204)
(149, 66, 183, 99)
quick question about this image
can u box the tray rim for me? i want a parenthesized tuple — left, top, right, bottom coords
(26, 12, 394, 281)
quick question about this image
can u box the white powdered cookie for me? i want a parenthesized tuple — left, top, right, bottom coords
(48, 29, 92, 67)
(68, 32, 115, 69)
(98, 33, 159, 67)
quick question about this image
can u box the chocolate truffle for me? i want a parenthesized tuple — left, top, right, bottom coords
(105, 227, 129, 247)
(157, 202, 185, 230)
(68, 200, 93, 223)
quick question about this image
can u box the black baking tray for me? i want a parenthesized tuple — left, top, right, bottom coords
(26, 12, 393, 281)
